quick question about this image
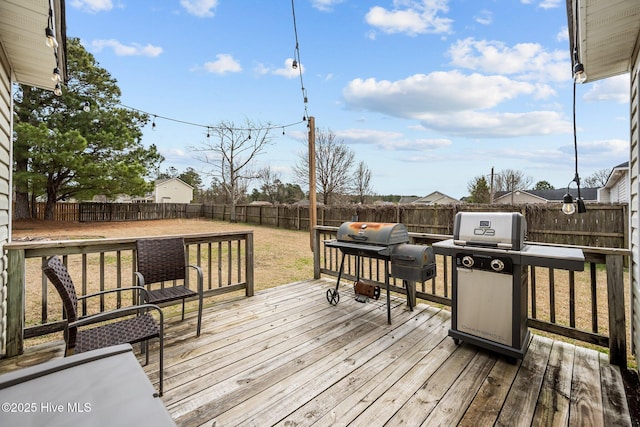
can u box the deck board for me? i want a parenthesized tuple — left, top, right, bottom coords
(0, 278, 633, 426)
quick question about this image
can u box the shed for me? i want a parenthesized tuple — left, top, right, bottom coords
(155, 178, 194, 204)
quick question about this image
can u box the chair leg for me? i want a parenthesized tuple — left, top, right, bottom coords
(197, 295, 203, 337)
(181, 299, 186, 321)
(158, 324, 164, 396)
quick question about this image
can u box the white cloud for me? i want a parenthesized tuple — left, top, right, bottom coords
(418, 110, 571, 137)
(69, 0, 113, 13)
(343, 71, 572, 138)
(310, 0, 344, 12)
(271, 59, 303, 79)
(474, 10, 493, 26)
(448, 38, 569, 83)
(365, 0, 453, 36)
(582, 75, 630, 104)
(203, 54, 242, 75)
(180, 0, 219, 18)
(521, 0, 562, 9)
(344, 71, 536, 115)
(336, 128, 452, 152)
(90, 39, 163, 57)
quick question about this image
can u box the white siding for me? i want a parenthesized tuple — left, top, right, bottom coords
(154, 179, 193, 204)
(630, 47, 640, 366)
(0, 45, 11, 355)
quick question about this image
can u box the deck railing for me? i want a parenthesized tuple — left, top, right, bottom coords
(4, 231, 254, 357)
(313, 226, 629, 367)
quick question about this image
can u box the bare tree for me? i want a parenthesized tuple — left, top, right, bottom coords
(193, 119, 272, 222)
(293, 128, 355, 205)
(353, 161, 373, 204)
(493, 169, 534, 192)
(583, 168, 611, 188)
(258, 165, 282, 204)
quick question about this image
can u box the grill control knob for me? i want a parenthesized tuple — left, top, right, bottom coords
(461, 256, 474, 268)
(490, 258, 505, 272)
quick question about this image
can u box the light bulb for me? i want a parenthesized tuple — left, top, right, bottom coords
(51, 67, 61, 82)
(53, 83, 62, 96)
(562, 203, 576, 215)
(45, 27, 58, 49)
(573, 62, 587, 84)
(292, 60, 298, 69)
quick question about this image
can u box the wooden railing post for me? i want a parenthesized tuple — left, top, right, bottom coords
(606, 253, 627, 366)
(245, 232, 254, 297)
(5, 248, 25, 357)
(313, 227, 321, 279)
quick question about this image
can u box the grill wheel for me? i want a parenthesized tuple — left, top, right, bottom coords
(326, 289, 339, 305)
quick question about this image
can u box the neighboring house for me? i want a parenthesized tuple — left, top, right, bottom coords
(566, 0, 640, 366)
(154, 178, 193, 204)
(0, 0, 67, 356)
(598, 162, 629, 203)
(494, 188, 598, 204)
(407, 191, 460, 205)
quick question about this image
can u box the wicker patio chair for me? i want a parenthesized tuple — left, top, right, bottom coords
(42, 255, 165, 396)
(135, 237, 204, 337)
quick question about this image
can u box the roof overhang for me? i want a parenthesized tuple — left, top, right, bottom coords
(0, 0, 66, 91)
(566, 0, 640, 83)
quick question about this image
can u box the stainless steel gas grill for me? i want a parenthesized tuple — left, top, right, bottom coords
(433, 212, 585, 361)
(325, 222, 436, 324)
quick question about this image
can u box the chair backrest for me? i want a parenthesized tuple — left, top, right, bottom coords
(42, 256, 79, 349)
(136, 237, 187, 284)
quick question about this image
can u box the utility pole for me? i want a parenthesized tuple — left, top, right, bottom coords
(308, 116, 316, 252)
(490, 167, 495, 204)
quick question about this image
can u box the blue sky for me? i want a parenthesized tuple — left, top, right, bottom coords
(65, 0, 630, 199)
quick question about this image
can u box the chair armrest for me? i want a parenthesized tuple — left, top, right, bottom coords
(69, 304, 164, 329)
(134, 271, 145, 288)
(188, 264, 204, 295)
(77, 286, 150, 302)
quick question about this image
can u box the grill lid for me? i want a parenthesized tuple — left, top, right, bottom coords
(336, 222, 409, 246)
(453, 212, 526, 250)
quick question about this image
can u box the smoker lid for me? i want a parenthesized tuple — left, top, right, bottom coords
(336, 222, 409, 246)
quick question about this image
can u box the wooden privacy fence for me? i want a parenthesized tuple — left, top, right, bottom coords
(202, 203, 628, 249)
(313, 226, 630, 367)
(4, 231, 254, 357)
(33, 202, 628, 248)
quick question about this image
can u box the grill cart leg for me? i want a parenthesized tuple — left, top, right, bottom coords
(327, 252, 346, 305)
(404, 279, 415, 311)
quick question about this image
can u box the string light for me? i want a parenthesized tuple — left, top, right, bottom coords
(117, 104, 305, 135)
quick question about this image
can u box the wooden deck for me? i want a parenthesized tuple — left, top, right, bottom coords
(1, 278, 633, 426)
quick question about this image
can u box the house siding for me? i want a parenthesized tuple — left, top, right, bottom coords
(155, 179, 193, 204)
(630, 42, 640, 366)
(0, 45, 11, 355)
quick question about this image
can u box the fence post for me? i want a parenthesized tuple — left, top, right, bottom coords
(5, 248, 25, 357)
(606, 253, 627, 366)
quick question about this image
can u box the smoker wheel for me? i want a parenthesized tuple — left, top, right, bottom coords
(326, 289, 340, 305)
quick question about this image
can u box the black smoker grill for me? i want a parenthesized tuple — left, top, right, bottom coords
(325, 222, 436, 324)
(433, 212, 585, 360)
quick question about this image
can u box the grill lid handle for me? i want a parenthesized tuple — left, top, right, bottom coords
(347, 234, 368, 241)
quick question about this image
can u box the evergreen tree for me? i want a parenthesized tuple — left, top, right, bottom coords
(13, 38, 162, 219)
